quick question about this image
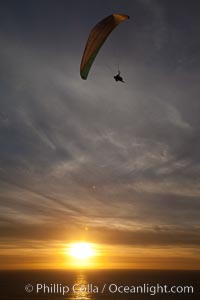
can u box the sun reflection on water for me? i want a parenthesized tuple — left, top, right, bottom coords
(68, 273, 92, 300)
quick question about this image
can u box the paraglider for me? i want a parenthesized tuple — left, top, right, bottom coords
(114, 70, 124, 83)
(80, 14, 130, 80)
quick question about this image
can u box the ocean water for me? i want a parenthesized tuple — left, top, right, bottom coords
(0, 269, 199, 299)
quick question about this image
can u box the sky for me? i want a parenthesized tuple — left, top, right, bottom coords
(0, 0, 200, 270)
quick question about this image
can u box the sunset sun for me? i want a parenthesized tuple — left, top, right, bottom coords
(68, 242, 95, 260)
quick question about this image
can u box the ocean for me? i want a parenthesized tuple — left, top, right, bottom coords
(0, 269, 199, 299)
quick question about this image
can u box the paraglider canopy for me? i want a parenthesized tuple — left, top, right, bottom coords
(80, 14, 130, 80)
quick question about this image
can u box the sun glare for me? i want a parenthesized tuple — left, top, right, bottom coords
(68, 242, 95, 260)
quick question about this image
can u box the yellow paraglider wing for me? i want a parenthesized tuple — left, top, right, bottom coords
(80, 14, 129, 80)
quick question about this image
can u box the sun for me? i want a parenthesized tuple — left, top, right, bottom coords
(68, 242, 95, 260)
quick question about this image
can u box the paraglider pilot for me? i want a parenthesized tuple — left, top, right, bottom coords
(114, 70, 124, 83)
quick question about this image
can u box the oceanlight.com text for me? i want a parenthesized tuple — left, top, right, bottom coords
(25, 282, 194, 296)
(108, 283, 194, 295)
